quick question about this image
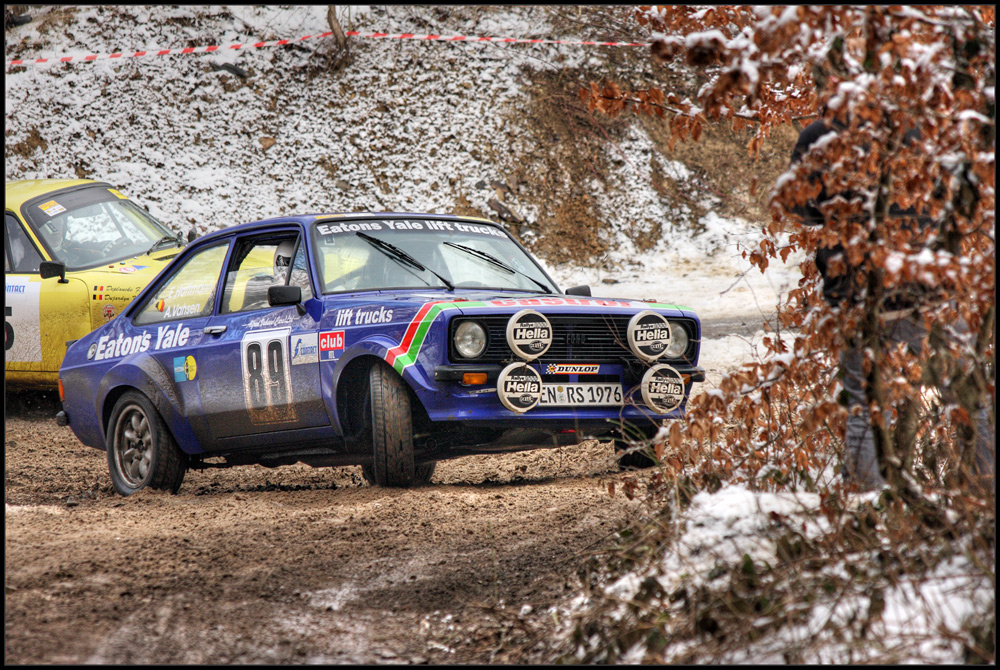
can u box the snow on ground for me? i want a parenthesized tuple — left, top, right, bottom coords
(587, 485, 993, 664)
(4, 6, 985, 664)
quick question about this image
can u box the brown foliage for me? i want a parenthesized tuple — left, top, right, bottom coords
(588, 6, 995, 496)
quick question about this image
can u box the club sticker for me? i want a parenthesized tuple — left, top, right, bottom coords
(319, 330, 345, 361)
(628, 310, 672, 362)
(497, 362, 543, 413)
(505, 309, 552, 361)
(640, 364, 686, 414)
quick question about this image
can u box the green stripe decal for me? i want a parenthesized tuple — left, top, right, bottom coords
(386, 300, 486, 374)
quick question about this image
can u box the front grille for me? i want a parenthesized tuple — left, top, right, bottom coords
(450, 314, 697, 364)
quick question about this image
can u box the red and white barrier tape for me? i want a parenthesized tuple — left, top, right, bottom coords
(7, 30, 650, 68)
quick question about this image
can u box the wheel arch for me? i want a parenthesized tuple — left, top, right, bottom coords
(333, 352, 430, 442)
(96, 355, 206, 454)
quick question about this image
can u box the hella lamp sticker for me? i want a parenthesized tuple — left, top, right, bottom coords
(640, 364, 686, 413)
(497, 362, 543, 413)
(505, 309, 552, 361)
(627, 310, 671, 362)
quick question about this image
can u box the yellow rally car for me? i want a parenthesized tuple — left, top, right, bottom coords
(5, 179, 189, 389)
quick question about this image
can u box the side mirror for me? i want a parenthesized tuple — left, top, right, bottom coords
(39, 260, 68, 283)
(565, 284, 591, 296)
(268, 284, 302, 307)
(187, 227, 198, 243)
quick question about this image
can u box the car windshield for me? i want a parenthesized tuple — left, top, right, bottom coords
(21, 185, 179, 270)
(312, 219, 556, 294)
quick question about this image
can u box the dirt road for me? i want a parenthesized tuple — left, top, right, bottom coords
(5, 391, 651, 664)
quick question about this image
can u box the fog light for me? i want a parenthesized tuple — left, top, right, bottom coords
(462, 372, 488, 385)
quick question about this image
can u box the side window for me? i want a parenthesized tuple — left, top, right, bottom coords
(5, 213, 44, 273)
(222, 234, 311, 314)
(134, 243, 229, 325)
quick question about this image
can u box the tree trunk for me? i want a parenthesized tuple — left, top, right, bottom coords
(327, 6, 348, 53)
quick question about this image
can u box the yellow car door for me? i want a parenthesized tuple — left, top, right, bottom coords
(5, 210, 94, 387)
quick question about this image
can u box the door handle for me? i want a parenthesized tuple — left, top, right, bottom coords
(203, 325, 227, 335)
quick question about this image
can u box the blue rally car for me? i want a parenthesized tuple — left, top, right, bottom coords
(57, 213, 704, 493)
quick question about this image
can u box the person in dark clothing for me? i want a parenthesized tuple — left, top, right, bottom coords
(790, 115, 994, 490)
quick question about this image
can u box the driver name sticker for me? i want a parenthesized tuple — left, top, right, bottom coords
(38, 200, 67, 216)
(5, 277, 42, 362)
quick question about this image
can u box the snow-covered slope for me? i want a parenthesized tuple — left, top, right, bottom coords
(4, 4, 800, 322)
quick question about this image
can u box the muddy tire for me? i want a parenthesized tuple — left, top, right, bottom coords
(362, 461, 436, 487)
(106, 390, 186, 495)
(615, 441, 657, 470)
(614, 422, 659, 470)
(366, 362, 417, 487)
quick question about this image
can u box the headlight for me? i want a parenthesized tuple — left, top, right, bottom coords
(454, 321, 487, 359)
(664, 322, 689, 358)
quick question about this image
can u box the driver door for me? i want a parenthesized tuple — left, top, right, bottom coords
(197, 231, 327, 442)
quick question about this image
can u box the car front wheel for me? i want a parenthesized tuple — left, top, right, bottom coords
(106, 391, 187, 495)
(364, 362, 422, 487)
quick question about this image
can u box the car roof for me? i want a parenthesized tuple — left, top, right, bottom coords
(193, 212, 506, 243)
(5, 179, 103, 210)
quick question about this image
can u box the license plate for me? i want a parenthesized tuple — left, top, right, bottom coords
(539, 383, 624, 407)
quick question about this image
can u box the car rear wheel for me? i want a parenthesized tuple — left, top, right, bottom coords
(365, 361, 419, 487)
(106, 391, 186, 495)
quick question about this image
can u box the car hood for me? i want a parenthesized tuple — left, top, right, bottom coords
(369, 290, 699, 319)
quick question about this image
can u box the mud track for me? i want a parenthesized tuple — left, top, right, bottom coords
(5, 391, 650, 664)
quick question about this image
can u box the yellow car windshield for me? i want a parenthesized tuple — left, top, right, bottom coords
(22, 185, 179, 270)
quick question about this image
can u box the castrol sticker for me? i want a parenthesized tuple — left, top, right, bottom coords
(505, 309, 552, 361)
(640, 364, 686, 414)
(627, 310, 671, 362)
(497, 362, 543, 413)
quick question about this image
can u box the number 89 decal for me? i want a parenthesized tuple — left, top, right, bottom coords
(241, 328, 296, 425)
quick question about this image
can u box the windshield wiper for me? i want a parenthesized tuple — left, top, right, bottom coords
(145, 234, 183, 256)
(356, 232, 454, 291)
(443, 242, 553, 293)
